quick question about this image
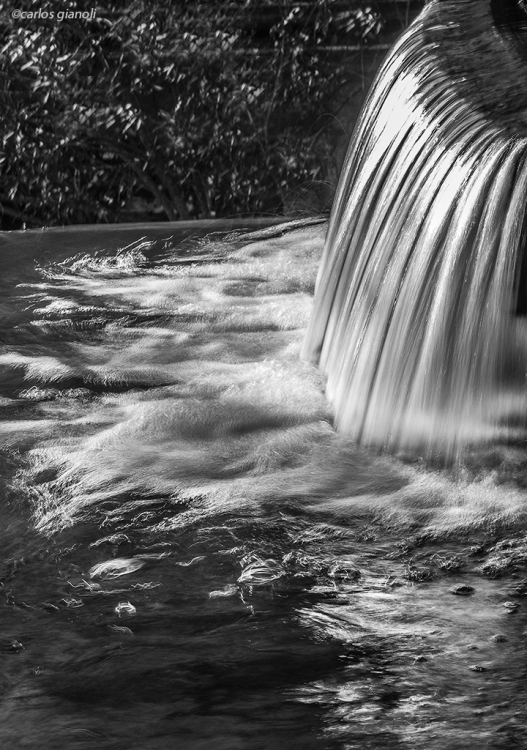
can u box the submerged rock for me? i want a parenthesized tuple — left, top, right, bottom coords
(449, 585, 475, 596)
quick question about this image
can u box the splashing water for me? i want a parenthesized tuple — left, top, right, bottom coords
(303, 0, 527, 459)
(3, 220, 527, 749)
(5, 5, 527, 748)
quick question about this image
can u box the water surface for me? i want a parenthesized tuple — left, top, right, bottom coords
(1, 221, 527, 749)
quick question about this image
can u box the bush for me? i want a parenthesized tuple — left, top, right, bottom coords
(0, 0, 385, 227)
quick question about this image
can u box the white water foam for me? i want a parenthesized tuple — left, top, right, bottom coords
(2, 222, 527, 540)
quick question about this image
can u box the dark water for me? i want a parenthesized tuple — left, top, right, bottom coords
(1, 221, 527, 749)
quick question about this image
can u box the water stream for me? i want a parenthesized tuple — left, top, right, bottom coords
(303, 0, 527, 460)
(3, 1, 527, 748)
(1, 221, 527, 749)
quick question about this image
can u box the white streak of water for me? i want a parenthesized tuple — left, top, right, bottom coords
(303, 0, 527, 459)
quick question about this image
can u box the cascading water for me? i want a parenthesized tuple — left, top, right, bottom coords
(7, 6, 527, 748)
(303, 0, 527, 459)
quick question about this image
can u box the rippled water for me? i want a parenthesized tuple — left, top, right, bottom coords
(1, 221, 527, 749)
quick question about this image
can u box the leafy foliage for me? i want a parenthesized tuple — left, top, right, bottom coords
(0, 0, 386, 227)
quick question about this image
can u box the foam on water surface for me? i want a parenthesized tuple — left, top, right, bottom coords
(4, 1, 527, 744)
(1, 220, 527, 748)
(2, 220, 527, 542)
(2, 220, 527, 541)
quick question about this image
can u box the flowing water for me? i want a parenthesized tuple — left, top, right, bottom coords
(4, 1, 527, 748)
(303, 0, 527, 460)
(1, 220, 527, 750)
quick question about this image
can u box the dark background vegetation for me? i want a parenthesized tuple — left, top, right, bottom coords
(0, 0, 423, 229)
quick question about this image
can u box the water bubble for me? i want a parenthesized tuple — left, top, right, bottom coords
(115, 601, 136, 617)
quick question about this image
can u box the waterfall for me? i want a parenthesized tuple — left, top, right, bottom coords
(303, 0, 527, 459)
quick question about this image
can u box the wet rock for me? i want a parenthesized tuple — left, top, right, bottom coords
(449, 584, 475, 596)
(491, 634, 507, 643)
(413, 655, 428, 663)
